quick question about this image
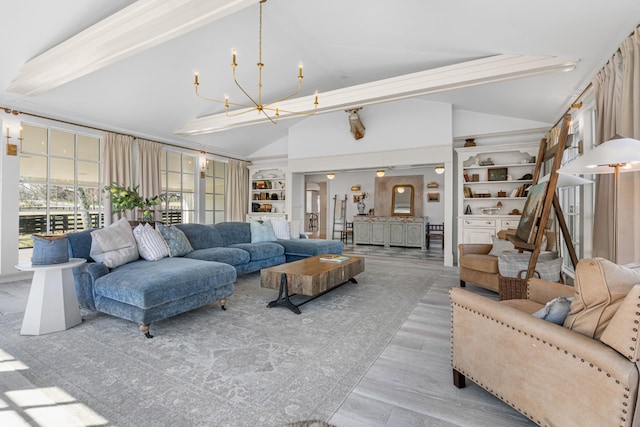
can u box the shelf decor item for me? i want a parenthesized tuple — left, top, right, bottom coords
(488, 167, 508, 181)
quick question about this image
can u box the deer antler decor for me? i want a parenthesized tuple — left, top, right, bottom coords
(346, 108, 365, 140)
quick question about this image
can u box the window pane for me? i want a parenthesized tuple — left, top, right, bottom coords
(77, 135, 100, 161)
(183, 211, 194, 224)
(205, 194, 214, 210)
(215, 195, 224, 209)
(166, 151, 181, 172)
(205, 211, 214, 223)
(22, 125, 47, 154)
(19, 182, 47, 210)
(50, 130, 75, 157)
(20, 154, 47, 182)
(205, 177, 214, 193)
(182, 174, 195, 192)
(78, 161, 99, 185)
(215, 179, 225, 194)
(167, 172, 181, 191)
(205, 160, 214, 176)
(182, 155, 195, 173)
(214, 161, 225, 178)
(214, 211, 225, 224)
(182, 193, 195, 211)
(50, 158, 75, 183)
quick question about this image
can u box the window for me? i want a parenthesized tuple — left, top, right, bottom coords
(204, 158, 226, 224)
(160, 151, 196, 224)
(19, 124, 102, 248)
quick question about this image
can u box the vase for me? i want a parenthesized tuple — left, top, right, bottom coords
(357, 200, 366, 215)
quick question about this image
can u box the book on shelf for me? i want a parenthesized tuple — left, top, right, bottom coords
(319, 255, 350, 263)
(463, 173, 470, 182)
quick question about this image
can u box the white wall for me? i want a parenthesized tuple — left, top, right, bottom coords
(289, 98, 452, 160)
(0, 115, 25, 281)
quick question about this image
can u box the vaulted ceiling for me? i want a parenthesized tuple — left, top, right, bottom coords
(2, 1, 639, 159)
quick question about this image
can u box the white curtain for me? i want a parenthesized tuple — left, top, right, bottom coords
(102, 132, 134, 225)
(592, 28, 640, 264)
(226, 160, 250, 222)
(136, 139, 163, 221)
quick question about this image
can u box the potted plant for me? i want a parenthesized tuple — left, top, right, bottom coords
(104, 183, 160, 223)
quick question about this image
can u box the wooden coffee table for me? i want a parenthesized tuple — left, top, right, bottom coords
(260, 254, 365, 314)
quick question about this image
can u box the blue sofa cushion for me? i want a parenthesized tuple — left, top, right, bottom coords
(184, 247, 250, 265)
(93, 257, 236, 309)
(228, 242, 285, 261)
(175, 224, 224, 249)
(213, 222, 251, 246)
(277, 239, 344, 257)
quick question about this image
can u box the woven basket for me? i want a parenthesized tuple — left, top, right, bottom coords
(498, 270, 540, 301)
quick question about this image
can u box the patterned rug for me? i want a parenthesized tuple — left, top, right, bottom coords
(0, 259, 439, 426)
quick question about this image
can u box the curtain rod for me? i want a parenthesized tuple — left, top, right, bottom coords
(551, 81, 593, 130)
(1, 106, 249, 163)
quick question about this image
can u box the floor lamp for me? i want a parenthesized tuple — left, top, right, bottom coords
(557, 137, 640, 263)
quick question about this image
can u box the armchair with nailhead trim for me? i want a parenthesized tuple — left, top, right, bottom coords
(450, 258, 640, 426)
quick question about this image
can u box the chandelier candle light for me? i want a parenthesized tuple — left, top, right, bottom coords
(193, 0, 318, 124)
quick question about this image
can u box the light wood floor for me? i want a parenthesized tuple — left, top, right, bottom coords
(327, 255, 534, 427)
(0, 248, 534, 426)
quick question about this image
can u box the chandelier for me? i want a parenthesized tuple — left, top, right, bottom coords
(193, 0, 318, 124)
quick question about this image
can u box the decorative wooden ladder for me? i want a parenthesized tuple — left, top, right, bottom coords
(507, 114, 579, 281)
(331, 194, 348, 240)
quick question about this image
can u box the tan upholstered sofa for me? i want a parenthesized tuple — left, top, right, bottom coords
(458, 230, 555, 292)
(451, 258, 640, 426)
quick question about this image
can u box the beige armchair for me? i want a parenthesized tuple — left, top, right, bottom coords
(458, 229, 555, 293)
(451, 258, 640, 426)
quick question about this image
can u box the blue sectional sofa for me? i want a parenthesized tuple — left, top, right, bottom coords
(67, 221, 343, 337)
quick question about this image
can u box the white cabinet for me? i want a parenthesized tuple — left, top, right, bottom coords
(354, 216, 427, 249)
(456, 142, 538, 244)
(248, 167, 287, 221)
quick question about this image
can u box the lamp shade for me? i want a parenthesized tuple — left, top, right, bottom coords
(376, 170, 385, 177)
(538, 173, 593, 187)
(557, 138, 640, 175)
(326, 173, 335, 180)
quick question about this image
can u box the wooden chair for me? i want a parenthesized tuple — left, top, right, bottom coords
(308, 213, 318, 231)
(341, 222, 353, 244)
(426, 223, 444, 249)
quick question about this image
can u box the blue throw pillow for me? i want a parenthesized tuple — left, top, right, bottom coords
(533, 296, 573, 325)
(156, 223, 194, 257)
(250, 219, 277, 243)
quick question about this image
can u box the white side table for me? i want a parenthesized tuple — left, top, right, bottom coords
(15, 258, 86, 335)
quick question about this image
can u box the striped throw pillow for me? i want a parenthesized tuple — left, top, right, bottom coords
(271, 219, 290, 239)
(133, 223, 169, 261)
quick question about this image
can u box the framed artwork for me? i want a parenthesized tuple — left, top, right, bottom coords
(488, 167, 508, 181)
(516, 182, 548, 244)
(427, 192, 440, 202)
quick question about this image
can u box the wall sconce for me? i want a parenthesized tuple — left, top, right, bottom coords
(4, 125, 21, 156)
(200, 153, 207, 178)
(434, 165, 445, 174)
(327, 173, 335, 180)
(376, 169, 385, 177)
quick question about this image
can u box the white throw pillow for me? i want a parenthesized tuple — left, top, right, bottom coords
(134, 223, 169, 261)
(90, 218, 139, 268)
(289, 220, 302, 240)
(488, 236, 515, 256)
(271, 219, 291, 239)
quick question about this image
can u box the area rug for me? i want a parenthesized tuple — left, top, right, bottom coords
(0, 259, 439, 426)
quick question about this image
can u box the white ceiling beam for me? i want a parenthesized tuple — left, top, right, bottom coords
(7, 0, 255, 96)
(177, 54, 578, 135)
